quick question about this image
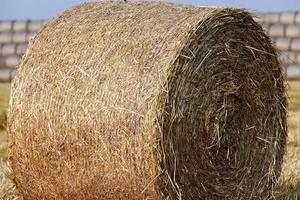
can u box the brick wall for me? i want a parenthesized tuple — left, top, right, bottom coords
(258, 12, 300, 79)
(0, 20, 46, 82)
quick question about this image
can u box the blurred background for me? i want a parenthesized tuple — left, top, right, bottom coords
(0, 0, 300, 199)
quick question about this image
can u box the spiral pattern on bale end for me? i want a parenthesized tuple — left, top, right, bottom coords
(8, 2, 287, 200)
(157, 9, 287, 200)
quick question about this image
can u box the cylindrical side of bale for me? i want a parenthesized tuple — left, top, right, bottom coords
(8, 2, 287, 200)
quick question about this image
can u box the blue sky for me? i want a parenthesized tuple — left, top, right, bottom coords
(0, 0, 299, 20)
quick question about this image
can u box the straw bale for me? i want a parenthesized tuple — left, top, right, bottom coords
(8, 2, 287, 200)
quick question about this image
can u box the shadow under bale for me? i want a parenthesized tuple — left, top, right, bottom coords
(8, 2, 287, 200)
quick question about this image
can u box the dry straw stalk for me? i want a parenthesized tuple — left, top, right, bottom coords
(8, 2, 287, 200)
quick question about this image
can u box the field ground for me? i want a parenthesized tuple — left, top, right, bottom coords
(0, 83, 18, 200)
(0, 83, 9, 130)
(0, 82, 300, 199)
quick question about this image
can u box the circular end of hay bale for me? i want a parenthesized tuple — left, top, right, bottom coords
(8, 3, 287, 200)
(156, 9, 287, 200)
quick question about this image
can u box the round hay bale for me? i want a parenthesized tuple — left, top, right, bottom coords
(8, 2, 287, 200)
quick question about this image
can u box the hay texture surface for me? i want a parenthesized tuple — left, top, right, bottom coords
(8, 2, 287, 200)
